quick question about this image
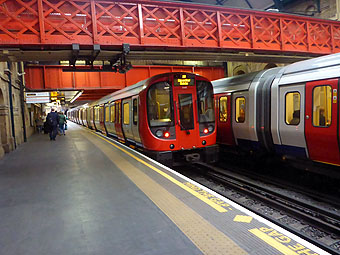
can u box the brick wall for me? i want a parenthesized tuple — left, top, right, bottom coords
(0, 62, 37, 159)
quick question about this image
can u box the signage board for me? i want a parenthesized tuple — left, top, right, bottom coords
(50, 91, 58, 97)
(174, 74, 195, 86)
(25, 92, 50, 103)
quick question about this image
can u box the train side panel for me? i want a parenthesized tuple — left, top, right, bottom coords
(276, 84, 308, 159)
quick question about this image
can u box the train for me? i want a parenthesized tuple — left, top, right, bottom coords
(212, 53, 340, 176)
(68, 72, 219, 166)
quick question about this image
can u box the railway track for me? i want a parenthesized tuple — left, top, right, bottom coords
(178, 162, 340, 254)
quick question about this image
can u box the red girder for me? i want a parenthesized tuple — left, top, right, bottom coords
(24, 65, 225, 90)
(1, 0, 340, 54)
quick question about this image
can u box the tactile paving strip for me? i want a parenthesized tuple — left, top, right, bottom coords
(87, 133, 247, 255)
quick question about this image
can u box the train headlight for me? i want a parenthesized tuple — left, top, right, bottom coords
(208, 125, 214, 132)
(155, 130, 163, 137)
(164, 132, 170, 138)
(203, 128, 209, 134)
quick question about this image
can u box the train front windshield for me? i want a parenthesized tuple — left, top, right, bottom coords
(147, 81, 173, 127)
(197, 81, 215, 123)
(147, 76, 215, 132)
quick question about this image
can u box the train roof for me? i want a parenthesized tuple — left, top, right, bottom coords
(212, 68, 281, 94)
(282, 52, 340, 75)
(278, 52, 340, 85)
(87, 72, 206, 107)
(212, 53, 340, 92)
(92, 77, 149, 106)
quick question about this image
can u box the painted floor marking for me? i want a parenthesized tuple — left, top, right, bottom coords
(249, 228, 320, 255)
(183, 182, 233, 211)
(91, 131, 227, 213)
(84, 127, 329, 255)
(85, 131, 247, 255)
(233, 215, 253, 223)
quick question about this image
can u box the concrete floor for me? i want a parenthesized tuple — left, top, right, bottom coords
(0, 124, 200, 255)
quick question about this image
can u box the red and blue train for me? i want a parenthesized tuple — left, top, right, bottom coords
(69, 72, 218, 166)
(213, 53, 340, 176)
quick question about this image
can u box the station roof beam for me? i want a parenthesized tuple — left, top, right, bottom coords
(63, 44, 132, 73)
(0, 0, 338, 61)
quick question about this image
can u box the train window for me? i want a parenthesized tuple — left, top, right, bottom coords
(110, 103, 115, 123)
(99, 106, 104, 122)
(285, 92, 300, 125)
(95, 107, 99, 121)
(133, 99, 138, 125)
(219, 96, 228, 122)
(312, 86, 332, 127)
(123, 103, 129, 125)
(147, 82, 173, 127)
(235, 97, 246, 123)
(178, 94, 194, 130)
(105, 106, 110, 122)
(197, 80, 215, 123)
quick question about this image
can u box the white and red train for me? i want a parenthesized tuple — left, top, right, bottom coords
(213, 53, 340, 174)
(69, 72, 218, 165)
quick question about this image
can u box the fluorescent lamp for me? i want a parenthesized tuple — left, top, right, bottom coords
(70, 91, 83, 103)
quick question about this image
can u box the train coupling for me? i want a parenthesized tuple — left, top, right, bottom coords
(185, 153, 201, 162)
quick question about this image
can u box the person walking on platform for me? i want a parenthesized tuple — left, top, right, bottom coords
(58, 111, 67, 136)
(35, 115, 44, 134)
(46, 109, 59, 141)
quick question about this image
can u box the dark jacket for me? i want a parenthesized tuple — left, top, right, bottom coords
(47, 112, 59, 127)
(59, 114, 67, 125)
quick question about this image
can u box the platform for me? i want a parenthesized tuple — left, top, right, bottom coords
(0, 123, 328, 255)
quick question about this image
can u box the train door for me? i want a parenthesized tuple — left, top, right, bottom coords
(114, 100, 125, 142)
(172, 83, 200, 149)
(83, 109, 87, 127)
(216, 94, 234, 146)
(106, 102, 116, 137)
(131, 96, 142, 145)
(86, 108, 91, 128)
(82, 109, 86, 126)
(99, 105, 105, 132)
(305, 79, 340, 165)
(90, 107, 94, 129)
(104, 103, 110, 135)
(278, 84, 308, 158)
(93, 106, 99, 131)
(122, 98, 134, 143)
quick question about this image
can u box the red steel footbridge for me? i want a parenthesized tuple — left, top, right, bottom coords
(0, 0, 340, 62)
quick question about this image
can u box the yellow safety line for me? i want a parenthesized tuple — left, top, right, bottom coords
(90, 131, 227, 213)
(86, 130, 246, 255)
(314, 160, 340, 167)
(249, 229, 299, 255)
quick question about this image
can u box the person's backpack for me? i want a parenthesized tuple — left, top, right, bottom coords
(47, 114, 54, 126)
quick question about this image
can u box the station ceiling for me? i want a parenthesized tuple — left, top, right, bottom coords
(1, 49, 311, 64)
(0, 0, 326, 64)
(175, 0, 297, 10)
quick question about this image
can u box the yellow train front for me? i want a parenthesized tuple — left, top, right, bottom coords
(69, 72, 219, 166)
